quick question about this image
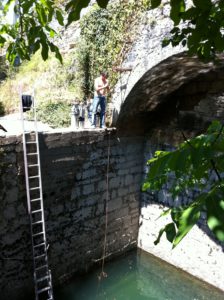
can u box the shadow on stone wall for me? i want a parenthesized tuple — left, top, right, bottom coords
(116, 52, 224, 137)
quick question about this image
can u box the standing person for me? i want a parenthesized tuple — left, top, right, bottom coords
(71, 99, 80, 129)
(78, 101, 85, 129)
(86, 96, 93, 127)
(91, 71, 109, 129)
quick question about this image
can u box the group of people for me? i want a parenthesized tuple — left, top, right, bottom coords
(71, 71, 109, 130)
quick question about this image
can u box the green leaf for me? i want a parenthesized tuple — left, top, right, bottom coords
(207, 120, 223, 133)
(66, 0, 91, 26)
(205, 185, 224, 241)
(182, 7, 199, 21)
(3, 0, 14, 14)
(41, 41, 49, 60)
(21, 0, 33, 14)
(0, 35, 6, 46)
(171, 207, 183, 227)
(43, 0, 54, 10)
(55, 50, 63, 64)
(193, 0, 212, 10)
(162, 38, 171, 47)
(166, 222, 176, 243)
(56, 10, 64, 26)
(182, 39, 187, 46)
(154, 223, 176, 245)
(142, 181, 151, 191)
(150, 0, 161, 9)
(36, 3, 47, 25)
(49, 29, 55, 38)
(49, 42, 63, 64)
(96, 0, 109, 8)
(159, 208, 172, 218)
(32, 41, 40, 52)
(172, 202, 202, 247)
(170, 0, 186, 25)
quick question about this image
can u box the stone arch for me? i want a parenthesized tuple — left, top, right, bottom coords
(110, 5, 224, 136)
(114, 52, 224, 137)
(110, 5, 186, 126)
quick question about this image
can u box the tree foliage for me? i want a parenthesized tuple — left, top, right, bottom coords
(143, 121, 224, 247)
(0, 0, 224, 62)
(1, 0, 64, 63)
(2, 1, 224, 64)
(0, 0, 109, 64)
(152, 0, 224, 60)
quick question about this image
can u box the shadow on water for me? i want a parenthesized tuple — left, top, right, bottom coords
(54, 249, 224, 300)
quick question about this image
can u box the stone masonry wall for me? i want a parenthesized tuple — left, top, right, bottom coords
(111, 1, 185, 124)
(0, 129, 144, 300)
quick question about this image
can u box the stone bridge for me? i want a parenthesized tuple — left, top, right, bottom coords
(111, 5, 224, 138)
(1, 4, 224, 299)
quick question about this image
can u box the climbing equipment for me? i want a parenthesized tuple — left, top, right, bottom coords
(20, 92, 54, 300)
(99, 130, 111, 280)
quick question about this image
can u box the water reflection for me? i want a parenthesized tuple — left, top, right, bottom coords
(55, 250, 224, 300)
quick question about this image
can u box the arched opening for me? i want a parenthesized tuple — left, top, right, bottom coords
(116, 52, 224, 138)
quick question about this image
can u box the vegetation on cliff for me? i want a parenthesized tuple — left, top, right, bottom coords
(0, 0, 149, 126)
(0, 42, 84, 126)
(77, 1, 149, 98)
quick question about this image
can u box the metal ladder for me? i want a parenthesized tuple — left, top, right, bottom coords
(20, 93, 54, 300)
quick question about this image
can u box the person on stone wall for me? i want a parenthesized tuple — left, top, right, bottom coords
(86, 96, 93, 127)
(91, 71, 110, 129)
(78, 101, 85, 129)
(71, 99, 80, 129)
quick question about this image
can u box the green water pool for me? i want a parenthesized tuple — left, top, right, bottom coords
(55, 250, 224, 300)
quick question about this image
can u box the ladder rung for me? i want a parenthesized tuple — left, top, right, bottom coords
(34, 253, 46, 260)
(32, 220, 43, 225)
(29, 175, 40, 179)
(31, 198, 41, 202)
(33, 231, 44, 237)
(36, 275, 50, 283)
(32, 209, 42, 214)
(35, 265, 48, 271)
(37, 286, 50, 294)
(34, 242, 45, 249)
(22, 119, 53, 299)
(30, 187, 40, 191)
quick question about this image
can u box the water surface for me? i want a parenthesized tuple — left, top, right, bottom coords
(55, 250, 224, 300)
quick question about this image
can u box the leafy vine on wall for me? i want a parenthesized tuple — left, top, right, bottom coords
(77, 0, 150, 99)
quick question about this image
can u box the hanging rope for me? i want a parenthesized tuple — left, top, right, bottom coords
(98, 130, 111, 280)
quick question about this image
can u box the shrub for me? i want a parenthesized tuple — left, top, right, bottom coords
(36, 101, 71, 128)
